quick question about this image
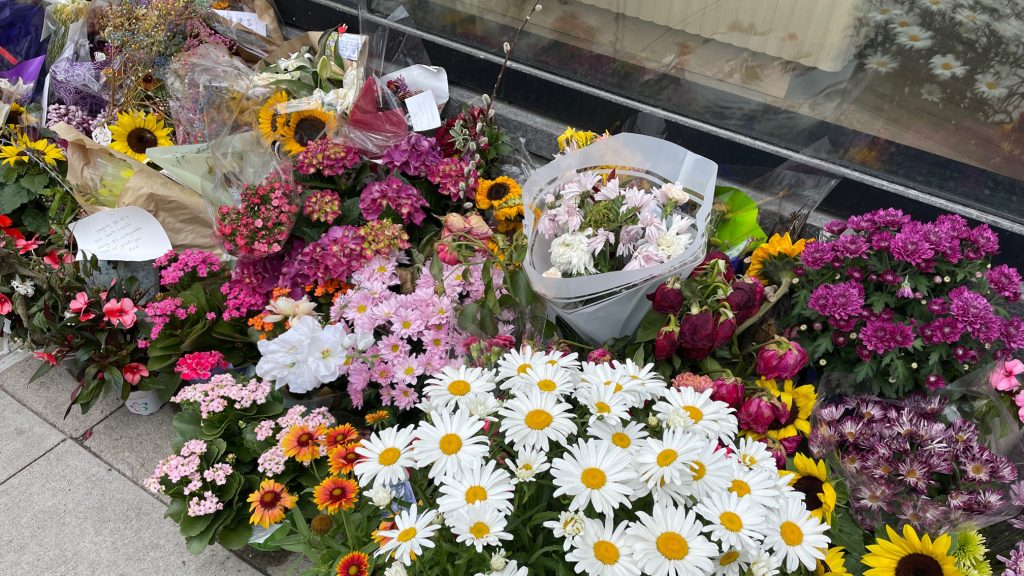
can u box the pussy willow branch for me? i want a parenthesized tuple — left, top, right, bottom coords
(487, 2, 542, 112)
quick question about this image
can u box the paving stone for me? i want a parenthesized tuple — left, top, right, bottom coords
(0, 391, 64, 483)
(84, 404, 177, 487)
(0, 358, 122, 438)
(237, 548, 311, 576)
(0, 441, 264, 576)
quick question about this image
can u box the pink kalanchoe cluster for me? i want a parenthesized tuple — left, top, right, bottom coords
(302, 189, 343, 223)
(187, 491, 224, 517)
(154, 249, 221, 286)
(427, 156, 475, 200)
(812, 395, 1018, 533)
(380, 133, 442, 177)
(326, 256, 510, 410)
(257, 446, 287, 477)
(216, 174, 300, 257)
(359, 175, 429, 225)
(147, 439, 238, 518)
(173, 351, 230, 382)
(171, 374, 273, 419)
(295, 139, 362, 176)
(144, 297, 197, 340)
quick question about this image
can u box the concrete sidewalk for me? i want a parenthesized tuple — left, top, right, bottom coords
(0, 351, 307, 576)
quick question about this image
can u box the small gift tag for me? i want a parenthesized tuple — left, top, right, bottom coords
(213, 10, 268, 36)
(405, 91, 442, 132)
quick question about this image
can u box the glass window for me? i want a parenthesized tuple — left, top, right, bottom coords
(350, 0, 1024, 230)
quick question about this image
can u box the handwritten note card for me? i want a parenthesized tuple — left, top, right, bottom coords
(213, 10, 268, 36)
(405, 91, 442, 132)
(70, 207, 172, 262)
(336, 33, 366, 61)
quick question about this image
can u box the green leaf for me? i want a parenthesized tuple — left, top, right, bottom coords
(179, 511, 215, 537)
(830, 506, 867, 569)
(217, 515, 253, 550)
(172, 409, 203, 445)
(635, 311, 668, 343)
(712, 187, 767, 253)
(20, 207, 50, 236)
(0, 183, 31, 213)
(20, 173, 50, 193)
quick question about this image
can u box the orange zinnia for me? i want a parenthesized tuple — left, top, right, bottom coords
(322, 424, 360, 450)
(328, 442, 361, 475)
(314, 476, 359, 514)
(336, 551, 369, 576)
(247, 479, 298, 528)
(281, 425, 325, 462)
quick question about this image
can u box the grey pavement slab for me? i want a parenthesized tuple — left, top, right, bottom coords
(238, 548, 311, 576)
(0, 357, 122, 438)
(0, 441, 265, 576)
(84, 404, 177, 487)
(0, 391, 64, 483)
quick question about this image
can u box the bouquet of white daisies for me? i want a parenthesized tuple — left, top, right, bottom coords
(352, 346, 830, 576)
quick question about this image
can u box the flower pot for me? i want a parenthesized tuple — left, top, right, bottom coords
(125, 388, 164, 415)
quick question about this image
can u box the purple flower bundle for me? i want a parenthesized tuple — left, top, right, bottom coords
(791, 208, 1024, 395)
(811, 395, 1020, 534)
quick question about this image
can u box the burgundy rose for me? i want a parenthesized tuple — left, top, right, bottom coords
(587, 348, 614, 364)
(768, 442, 787, 469)
(713, 316, 737, 349)
(738, 397, 776, 434)
(647, 284, 684, 315)
(711, 377, 745, 409)
(691, 250, 735, 281)
(755, 338, 809, 380)
(677, 311, 716, 359)
(654, 327, 679, 360)
(779, 435, 801, 455)
(725, 278, 764, 324)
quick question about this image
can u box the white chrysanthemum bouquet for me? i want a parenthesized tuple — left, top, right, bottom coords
(352, 347, 830, 576)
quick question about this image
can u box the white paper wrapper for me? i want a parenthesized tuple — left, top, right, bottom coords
(522, 133, 717, 344)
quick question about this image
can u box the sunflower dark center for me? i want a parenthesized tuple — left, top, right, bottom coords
(895, 553, 944, 576)
(294, 117, 326, 146)
(260, 491, 281, 508)
(792, 476, 824, 510)
(126, 128, 158, 153)
(6, 109, 22, 125)
(487, 182, 510, 201)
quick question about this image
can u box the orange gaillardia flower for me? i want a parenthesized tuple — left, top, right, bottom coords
(336, 551, 370, 576)
(322, 424, 360, 450)
(328, 443, 362, 476)
(281, 425, 325, 462)
(314, 477, 359, 514)
(247, 479, 298, 528)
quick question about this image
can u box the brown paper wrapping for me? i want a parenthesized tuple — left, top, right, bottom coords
(52, 123, 221, 254)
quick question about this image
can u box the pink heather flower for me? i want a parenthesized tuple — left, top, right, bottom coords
(859, 318, 915, 354)
(103, 298, 138, 328)
(359, 175, 429, 225)
(670, 372, 715, 392)
(302, 189, 343, 223)
(295, 139, 361, 176)
(990, 359, 1024, 392)
(174, 351, 229, 381)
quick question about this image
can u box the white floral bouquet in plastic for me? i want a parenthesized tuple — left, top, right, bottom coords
(351, 347, 831, 576)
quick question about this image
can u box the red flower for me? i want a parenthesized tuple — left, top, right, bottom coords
(68, 292, 96, 322)
(0, 215, 10, 227)
(654, 326, 678, 360)
(725, 278, 764, 324)
(711, 377, 745, 409)
(43, 250, 73, 269)
(14, 236, 42, 254)
(738, 397, 776, 434)
(122, 363, 149, 386)
(0, 293, 11, 315)
(647, 284, 684, 315)
(102, 298, 137, 328)
(33, 351, 58, 366)
(755, 338, 809, 380)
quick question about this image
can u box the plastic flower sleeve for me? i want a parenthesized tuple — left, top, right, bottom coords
(165, 43, 257, 145)
(522, 133, 717, 344)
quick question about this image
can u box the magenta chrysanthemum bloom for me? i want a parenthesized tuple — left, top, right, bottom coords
(1001, 317, 1024, 351)
(920, 317, 964, 345)
(965, 224, 1000, 259)
(380, 133, 442, 177)
(302, 189, 343, 223)
(869, 208, 911, 229)
(889, 222, 935, 267)
(831, 234, 870, 259)
(824, 220, 848, 235)
(295, 139, 362, 176)
(807, 280, 865, 322)
(987, 264, 1023, 302)
(359, 176, 429, 225)
(860, 317, 915, 354)
(427, 156, 475, 200)
(948, 286, 1000, 342)
(800, 240, 835, 270)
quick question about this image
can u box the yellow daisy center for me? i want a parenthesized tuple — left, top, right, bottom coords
(378, 447, 401, 466)
(525, 409, 553, 430)
(683, 405, 704, 423)
(656, 532, 689, 561)
(448, 380, 471, 396)
(720, 511, 743, 532)
(439, 433, 463, 456)
(465, 485, 488, 504)
(595, 402, 611, 414)
(516, 363, 531, 375)
(780, 521, 804, 546)
(396, 527, 417, 543)
(581, 467, 607, 489)
(593, 540, 620, 565)
(690, 460, 707, 481)
(657, 449, 678, 467)
(536, 379, 557, 392)
(720, 550, 741, 565)
(942, 62, 953, 70)
(611, 433, 631, 449)
(729, 479, 752, 497)
(470, 522, 490, 538)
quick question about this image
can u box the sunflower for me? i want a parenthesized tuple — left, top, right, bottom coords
(281, 424, 326, 463)
(476, 176, 521, 210)
(313, 476, 359, 514)
(816, 546, 849, 576)
(336, 551, 370, 576)
(781, 454, 837, 525)
(5, 102, 26, 126)
(758, 378, 816, 439)
(495, 200, 525, 234)
(0, 143, 28, 167)
(22, 136, 65, 166)
(278, 107, 336, 155)
(747, 233, 811, 285)
(257, 91, 292, 144)
(862, 524, 961, 576)
(108, 110, 173, 163)
(247, 479, 298, 528)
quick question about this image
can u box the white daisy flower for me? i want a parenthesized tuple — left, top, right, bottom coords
(551, 439, 637, 514)
(499, 389, 577, 452)
(636, 428, 703, 489)
(519, 362, 576, 396)
(887, 13, 918, 30)
(384, 563, 408, 576)
(732, 437, 777, 471)
(868, 3, 902, 22)
(544, 510, 589, 551)
(437, 460, 515, 515)
(725, 462, 783, 510)
(580, 362, 644, 408)
(354, 426, 416, 487)
(917, 0, 951, 11)
(954, 7, 989, 26)
(374, 504, 440, 566)
(578, 382, 631, 426)
(694, 491, 768, 550)
(863, 52, 899, 74)
(566, 515, 641, 576)
(712, 549, 750, 576)
(413, 410, 489, 479)
(589, 420, 650, 453)
(627, 504, 717, 576)
(762, 498, 830, 572)
(544, 349, 581, 372)
(611, 359, 666, 403)
(450, 505, 513, 552)
(896, 26, 933, 49)
(488, 560, 528, 576)
(508, 448, 550, 483)
(496, 346, 549, 388)
(422, 365, 496, 409)
(466, 394, 503, 422)
(653, 387, 737, 444)
(974, 73, 1008, 99)
(920, 83, 943, 103)
(930, 54, 968, 79)
(686, 442, 733, 499)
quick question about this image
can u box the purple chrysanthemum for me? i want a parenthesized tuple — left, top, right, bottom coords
(998, 540, 1024, 576)
(807, 280, 866, 322)
(860, 317, 915, 354)
(1001, 317, 1024, 351)
(987, 264, 1023, 302)
(965, 224, 1000, 259)
(831, 234, 870, 259)
(948, 286, 1000, 342)
(800, 240, 835, 270)
(890, 222, 936, 268)
(920, 317, 964, 345)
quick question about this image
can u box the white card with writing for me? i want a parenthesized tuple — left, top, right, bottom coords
(70, 206, 172, 262)
(336, 33, 366, 61)
(405, 90, 442, 132)
(213, 10, 268, 36)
